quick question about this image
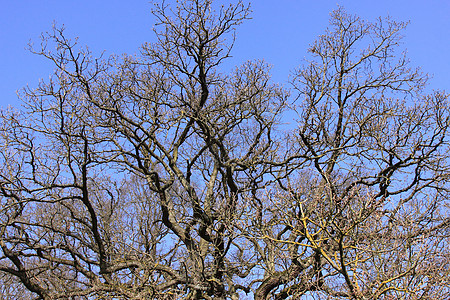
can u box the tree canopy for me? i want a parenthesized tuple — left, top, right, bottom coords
(0, 1, 449, 299)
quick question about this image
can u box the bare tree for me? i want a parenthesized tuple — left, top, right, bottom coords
(249, 8, 450, 300)
(0, 1, 448, 299)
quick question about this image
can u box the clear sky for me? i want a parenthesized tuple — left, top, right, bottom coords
(1, 0, 449, 108)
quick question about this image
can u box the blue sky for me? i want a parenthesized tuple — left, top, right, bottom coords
(1, 0, 449, 108)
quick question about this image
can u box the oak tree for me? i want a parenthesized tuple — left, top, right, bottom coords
(0, 1, 448, 299)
